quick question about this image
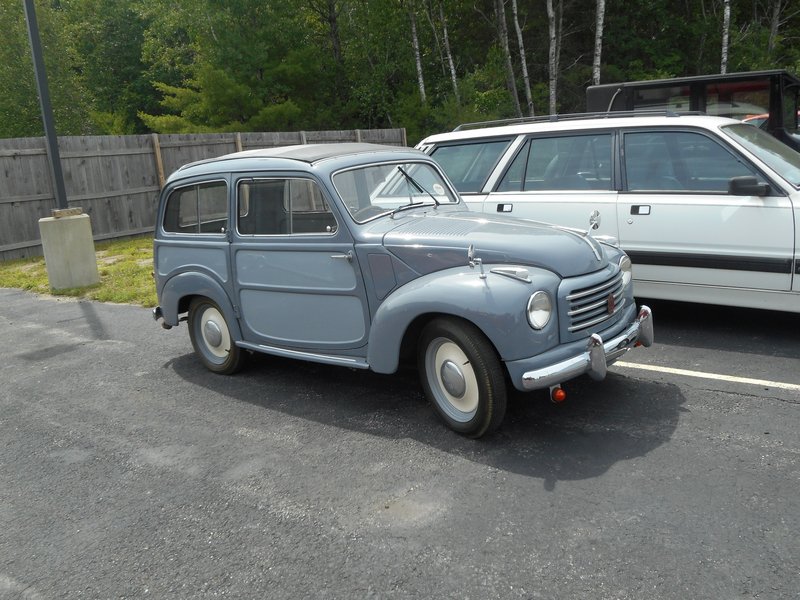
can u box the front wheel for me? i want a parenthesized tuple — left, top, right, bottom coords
(188, 298, 246, 375)
(418, 318, 507, 437)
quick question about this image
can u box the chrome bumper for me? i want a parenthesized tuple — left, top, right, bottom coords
(521, 305, 653, 391)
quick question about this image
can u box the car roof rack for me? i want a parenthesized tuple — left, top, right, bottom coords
(452, 110, 707, 131)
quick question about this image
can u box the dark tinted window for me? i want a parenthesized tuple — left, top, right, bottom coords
(497, 134, 612, 192)
(430, 140, 511, 193)
(237, 178, 337, 235)
(624, 131, 757, 192)
(163, 181, 227, 234)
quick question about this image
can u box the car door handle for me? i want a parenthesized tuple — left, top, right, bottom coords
(496, 203, 513, 213)
(331, 251, 353, 262)
(630, 205, 651, 215)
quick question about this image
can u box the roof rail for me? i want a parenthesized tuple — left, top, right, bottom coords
(452, 110, 707, 131)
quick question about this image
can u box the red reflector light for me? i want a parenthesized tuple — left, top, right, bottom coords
(551, 387, 567, 403)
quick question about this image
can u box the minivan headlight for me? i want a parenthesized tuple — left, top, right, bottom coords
(619, 255, 633, 288)
(527, 291, 552, 329)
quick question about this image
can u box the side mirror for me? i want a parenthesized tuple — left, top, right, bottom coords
(728, 176, 769, 196)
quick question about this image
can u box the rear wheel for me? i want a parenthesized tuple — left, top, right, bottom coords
(418, 318, 507, 437)
(188, 298, 246, 374)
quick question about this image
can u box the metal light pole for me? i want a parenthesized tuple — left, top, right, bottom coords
(24, 0, 99, 289)
(22, 0, 68, 210)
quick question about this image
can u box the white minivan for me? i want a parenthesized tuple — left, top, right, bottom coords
(418, 113, 800, 313)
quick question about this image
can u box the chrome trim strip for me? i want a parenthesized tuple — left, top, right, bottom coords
(566, 273, 623, 300)
(236, 341, 370, 369)
(567, 298, 627, 332)
(568, 288, 624, 317)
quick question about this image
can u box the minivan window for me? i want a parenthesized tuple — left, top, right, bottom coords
(163, 181, 227, 234)
(429, 139, 511, 193)
(497, 134, 612, 192)
(237, 178, 337, 235)
(624, 130, 757, 192)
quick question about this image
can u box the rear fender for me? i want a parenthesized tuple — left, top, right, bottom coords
(159, 272, 242, 341)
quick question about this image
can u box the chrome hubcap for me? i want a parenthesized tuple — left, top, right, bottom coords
(440, 360, 466, 398)
(204, 320, 222, 348)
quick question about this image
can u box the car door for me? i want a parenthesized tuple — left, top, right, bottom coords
(230, 174, 370, 351)
(483, 132, 620, 238)
(617, 128, 793, 293)
(426, 137, 517, 212)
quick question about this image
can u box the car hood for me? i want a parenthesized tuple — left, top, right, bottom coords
(380, 211, 608, 278)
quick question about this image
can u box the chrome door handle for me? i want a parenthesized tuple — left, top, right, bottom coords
(331, 251, 353, 262)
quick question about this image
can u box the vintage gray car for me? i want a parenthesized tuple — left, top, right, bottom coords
(152, 143, 653, 437)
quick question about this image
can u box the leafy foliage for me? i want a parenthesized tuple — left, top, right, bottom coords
(1, 0, 798, 142)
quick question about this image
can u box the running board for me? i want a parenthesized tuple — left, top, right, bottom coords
(236, 341, 370, 370)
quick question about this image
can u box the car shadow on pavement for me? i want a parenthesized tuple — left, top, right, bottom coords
(640, 298, 800, 359)
(168, 351, 685, 488)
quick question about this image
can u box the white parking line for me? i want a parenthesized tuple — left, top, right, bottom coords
(613, 361, 800, 392)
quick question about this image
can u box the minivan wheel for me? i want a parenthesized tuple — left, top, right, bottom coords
(188, 298, 246, 375)
(418, 318, 507, 437)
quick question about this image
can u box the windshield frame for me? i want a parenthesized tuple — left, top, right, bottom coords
(721, 123, 800, 188)
(331, 159, 462, 224)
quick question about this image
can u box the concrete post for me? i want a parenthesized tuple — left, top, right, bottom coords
(38, 208, 100, 290)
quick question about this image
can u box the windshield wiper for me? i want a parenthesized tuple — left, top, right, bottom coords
(389, 200, 431, 218)
(397, 166, 441, 207)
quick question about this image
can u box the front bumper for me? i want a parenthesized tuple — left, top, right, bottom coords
(520, 305, 653, 391)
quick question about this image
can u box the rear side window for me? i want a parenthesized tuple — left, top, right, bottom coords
(163, 181, 228, 234)
(497, 134, 613, 192)
(237, 178, 337, 235)
(430, 139, 511, 193)
(624, 131, 757, 192)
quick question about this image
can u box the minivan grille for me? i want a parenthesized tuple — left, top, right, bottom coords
(565, 271, 625, 333)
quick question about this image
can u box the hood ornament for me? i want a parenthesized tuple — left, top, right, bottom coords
(467, 244, 487, 279)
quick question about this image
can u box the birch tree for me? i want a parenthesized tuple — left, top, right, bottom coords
(494, 0, 522, 118)
(409, 5, 427, 102)
(546, 0, 561, 114)
(439, 3, 459, 102)
(592, 0, 606, 86)
(510, 0, 533, 116)
(720, 0, 730, 74)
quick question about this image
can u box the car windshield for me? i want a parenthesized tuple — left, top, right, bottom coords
(722, 123, 800, 187)
(332, 161, 460, 223)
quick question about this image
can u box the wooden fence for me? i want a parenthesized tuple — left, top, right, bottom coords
(0, 128, 407, 261)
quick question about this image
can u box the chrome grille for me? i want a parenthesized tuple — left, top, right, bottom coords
(566, 271, 625, 333)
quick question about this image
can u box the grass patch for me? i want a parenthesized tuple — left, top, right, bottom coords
(0, 235, 157, 307)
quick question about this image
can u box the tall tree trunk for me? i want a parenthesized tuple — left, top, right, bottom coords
(409, 7, 427, 103)
(546, 0, 560, 114)
(309, 0, 344, 67)
(439, 3, 459, 103)
(768, 0, 782, 55)
(720, 0, 730, 74)
(494, 0, 522, 118)
(510, 0, 533, 116)
(592, 0, 606, 86)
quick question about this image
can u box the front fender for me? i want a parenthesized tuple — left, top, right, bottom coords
(366, 266, 561, 373)
(159, 272, 242, 341)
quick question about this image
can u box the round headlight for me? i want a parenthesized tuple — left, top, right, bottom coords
(527, 291, 552, 329)
(619, 255, 632, 288)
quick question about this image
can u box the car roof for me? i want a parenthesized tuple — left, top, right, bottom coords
(418, 114, 743, 144)
(167, 143, 423, 183)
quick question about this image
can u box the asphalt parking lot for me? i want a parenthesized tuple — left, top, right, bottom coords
(1, 288, 798, 599)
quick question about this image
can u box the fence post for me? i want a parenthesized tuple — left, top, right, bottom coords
(151, 133, 165, 188)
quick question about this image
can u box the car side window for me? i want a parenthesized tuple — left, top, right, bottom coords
(497, 134, 613, 192)
(429, 139, 511, 193)
(624, 131, 757, 192)
(163, 181, 227, 234)
(237, 178, 338, 235)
